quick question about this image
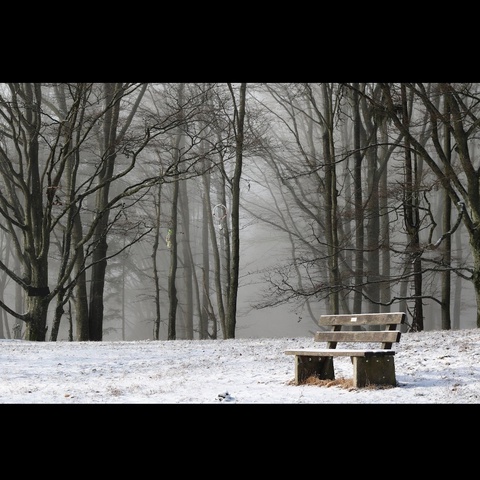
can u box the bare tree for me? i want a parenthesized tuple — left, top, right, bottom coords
(152, 180, 163, 340)
(88, 83, 148, 341)
(224, 83, 247, 338)
(379, 83, 473, 325)
(0, 83, 186, 341)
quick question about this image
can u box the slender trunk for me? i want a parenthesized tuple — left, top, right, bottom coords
(73, 211, 90, 340)
(225, 83, 247, 339)
(200, 188, 210, 339)
(441, 100, 452, 330)
(153, 182, 162, 340)
(401, 84, 424, 331)
(207, 175, 225, 338)
(453, 227, 462, 329)
(322, 84, 340, 314)
(179, 181, 193, 339)
(168, 177, 179, 340)
(353, 83, 364, 314)
(378, 116, 392, 312)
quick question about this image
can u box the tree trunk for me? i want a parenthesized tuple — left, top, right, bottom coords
(73, 212, 90, 341)
(88, 83, 122, 340)
(321, 84, 340, 314)
(153, 182, 163, 340)
(401, 84, 424, 331)
(87, 82, 148, 340)
(179, 180, 194, 339)
(441, 99, 452, 330)
(24, 296, 49, 341)
(364, 123, 381, 314)
(23, 84, 52, 341)
(378, 110, 392, 313)
(167, 176, 179, 340)
(453, 227, 463, 329)
(225, 83, 247, 339)
(352, 83, 364, 314)
(200, 186, 210, 339)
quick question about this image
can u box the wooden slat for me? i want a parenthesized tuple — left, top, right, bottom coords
(314, 330, 401, 344)
(285, 312, 406, 387)
(318, 312, 406, 327)
(284, 349, 396, 357)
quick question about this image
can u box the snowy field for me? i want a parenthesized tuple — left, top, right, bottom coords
(1, 328, 479, 404)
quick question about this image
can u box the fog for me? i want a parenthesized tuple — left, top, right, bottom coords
(1, 83, 479, 343)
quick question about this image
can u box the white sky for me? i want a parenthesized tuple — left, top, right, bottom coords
(1, 327, 479, 404)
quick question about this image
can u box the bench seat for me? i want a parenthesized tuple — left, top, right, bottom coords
(285, 349, 396, 357)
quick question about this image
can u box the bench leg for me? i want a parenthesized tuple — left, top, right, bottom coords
(352, 356, 396, 388)
(294, 355, 334, 385)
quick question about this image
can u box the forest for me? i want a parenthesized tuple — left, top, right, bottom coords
(0, 83, 478, 342)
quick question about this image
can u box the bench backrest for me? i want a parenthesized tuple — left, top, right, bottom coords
(314, 312, 406, 349)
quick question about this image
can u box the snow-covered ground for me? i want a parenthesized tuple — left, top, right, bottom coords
(1, 328, 479, 403)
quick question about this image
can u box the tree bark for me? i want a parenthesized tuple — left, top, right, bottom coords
(167, 176, 179, 340)
(225, 83, 247, 338)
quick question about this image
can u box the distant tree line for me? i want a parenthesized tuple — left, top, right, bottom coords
(0, 83, 478, 341)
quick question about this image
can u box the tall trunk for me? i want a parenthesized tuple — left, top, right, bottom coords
(153, 182, 162, 340)
(321, 84, 340, 314)
(225, 83, 247, 339)
(49, 84, 89, 341)
(365, 149, 380, 314)
(378, 114, 392, 312)
(87, 82, 148, 340)
(360, 87, 382, 316)
(167, 84, 186, 340)
(73, 211, 90, 340)
(353, 83, 364, 314)
(215, 170, 229, 338)
(441, 99, 452, 330)
(401, 84, 424, 331)
(200, 187, 210, 339)
(453, 227, 462, 329)
(179, 180, 193, 339)
(23, 84, 51, 341)
(207, 171, 225, 339)
(88, 83, 122, 341)
(167, 176, 179, 340)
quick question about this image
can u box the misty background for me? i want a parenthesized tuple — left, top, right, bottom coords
(0, 83, 477, 342)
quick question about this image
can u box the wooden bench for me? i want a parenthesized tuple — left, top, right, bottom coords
(285, 312, 406, 388)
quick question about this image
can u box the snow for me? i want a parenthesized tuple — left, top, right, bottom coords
(1, 327, 479, 404)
